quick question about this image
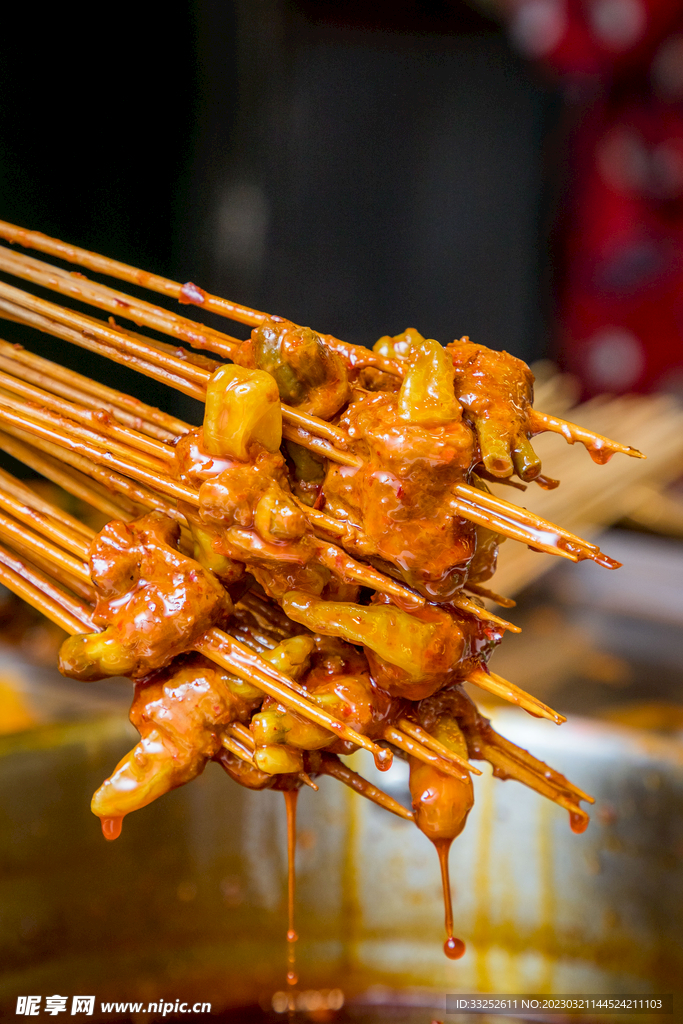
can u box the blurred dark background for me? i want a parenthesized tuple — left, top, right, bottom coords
(0, 0, 559, 409)
(1, 0, 681, 406)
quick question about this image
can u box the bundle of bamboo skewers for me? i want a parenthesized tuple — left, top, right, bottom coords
(490, 371, 683, 596)
(0, 219, 648, 839)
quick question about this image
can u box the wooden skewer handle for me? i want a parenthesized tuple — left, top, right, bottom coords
(314, 752, 414, 821)
(467, 667, 566, 725)
(0, 546, 95, 633)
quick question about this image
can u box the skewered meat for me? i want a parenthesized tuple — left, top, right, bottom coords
(59, 512, 232, 681)
(0, 219, 645, 968)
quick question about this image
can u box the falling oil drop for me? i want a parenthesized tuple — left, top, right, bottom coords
(444, 935, 466, 960)
(434, 838, 466, 960)
(101, 816, 122, 841)
(283, 790, 299, 988)
(570, 810, 589, 834)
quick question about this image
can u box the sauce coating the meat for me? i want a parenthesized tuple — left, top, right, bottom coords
(0, 222, 641, 988)
(59, 512, 232, 681)
(41, 323, 601, 971)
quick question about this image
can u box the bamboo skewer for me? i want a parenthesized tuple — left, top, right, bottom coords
(220, 733, 259, 766)
(0, 219, 644, 468)
(0, 393, 425, 609)
(0, 400, 199, 506)
(0, 282, 354, 446)
(0, 219, 398, 376)
(0, 339, 187, 441)
(0, 544, 95, 633)
(529, 408, 645, 462)
(223, 603, 519, 779)
(454, 481, 619, 567)
(0, 294, 628, 569)
(490, 391, 683, 596)
(0, 495, 405, 782)
(0, 465, 94, 540)
(449, 591, 520, 633)
(226, 722, 256, 749)
(312, 539, 424, 608)
(0, 296, 363, 466)
(0, 385, 171, 476)
(0, 527, 588, 824)
(294, 502, 521, 629)
(0, 506, 91, 585)
(0, 530, 396, 810)
(0, 280, 210, 387)
(0, 484, 91, 560)
(467, 667, 566, 725)
(383, 725, 471, 782)
(9, 421, 179, 516)
(308, 751, 415, 821)
(0, 219, 269, 328)
(0, 293, 209, 403)
(0, 500, 592, 818)
(0, 510, 396, 772)
(0, 243, 242, 360)
(396, 718, 482, 775)
(2, 535, 96, 605)
(0, 281, 351, 449)
(0, 368, 175, 465)
(0, 429, 143, 523)
(474, 729, 592, 827)
(0, 221, 606, 831)
(463, 582, 516, 608)
(483, 727, 594, 804)
(451, 491, 578, 560)
(196, 628, 394, 770)
(0, 449, 553, 731)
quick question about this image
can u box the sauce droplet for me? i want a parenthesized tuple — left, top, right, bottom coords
(374, 746, 393, 771)
(179, 281, 206, 306)
(283, 790, 299, 988)
(434, 838, 466, 959)
(570, 810, 589, 834)
(101, 816, 122, 841)
(444, 935, 466, 960)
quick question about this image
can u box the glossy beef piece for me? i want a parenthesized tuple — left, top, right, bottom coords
(323, 389, 477, 600)
(304, 635, 400, 740)
(447, 337, 541, 482)
(177, 430, 325, 599)
(91, 654, 261, 822)
(175, 429, 292, 522)
(59, 512, 232, 681)
(178, 431, 355, 604)
(237, 316, 351, 420)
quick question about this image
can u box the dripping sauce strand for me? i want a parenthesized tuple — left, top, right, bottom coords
(434, 838, 465, 960)
(101, 815, 122, 841)
(283, 789, 299, 988)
